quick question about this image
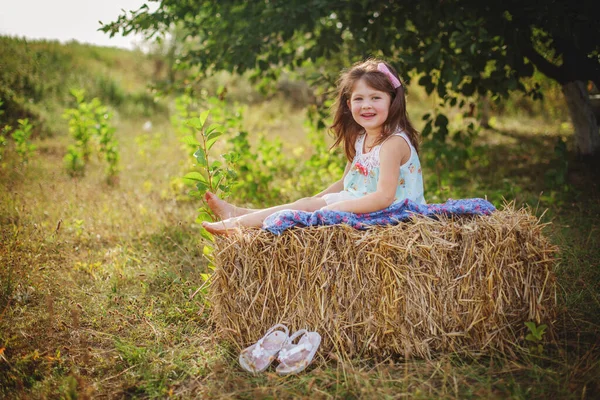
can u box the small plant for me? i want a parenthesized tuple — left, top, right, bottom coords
(63, 89, 119, 181)
(11, 118, 36, 163)
(95, 110, 119, 183)
(182, 110, 238, 240)
(525, 321, 547, 355)
(63, 145, 85, 177)
(63, 89, 95, 162)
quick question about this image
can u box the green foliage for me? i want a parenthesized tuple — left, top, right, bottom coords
(228, 131, 289, 205)
(62, 90, 119, 181)
(104, 1, 599, 97)
(63, 145, 85, 177)
(95, 112, 119, 182)
(0, 36, 165, 136)
(182, 110, 238, 239)
(421, 107, 487, 200)
(294, 121, 345, 197)
(63, 89, 95, 163)
(10, 119, 36, 163)
(525, 321, 548, 355)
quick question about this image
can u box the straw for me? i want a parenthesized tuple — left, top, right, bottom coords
(208, 205, 557, 360)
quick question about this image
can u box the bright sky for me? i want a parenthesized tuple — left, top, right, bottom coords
(0, 0, 156, 49)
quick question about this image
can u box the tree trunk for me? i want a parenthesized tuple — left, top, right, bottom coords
(562, 80, 600, 156)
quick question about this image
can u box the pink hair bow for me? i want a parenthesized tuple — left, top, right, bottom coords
(377, 63, 401, 89)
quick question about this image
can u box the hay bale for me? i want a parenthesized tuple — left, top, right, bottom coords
(208, 206, 557, 359)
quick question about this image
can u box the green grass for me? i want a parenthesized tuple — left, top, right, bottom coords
(1, 40, 599, 399)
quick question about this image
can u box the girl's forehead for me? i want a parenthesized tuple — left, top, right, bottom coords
(351, 78, 386, 95)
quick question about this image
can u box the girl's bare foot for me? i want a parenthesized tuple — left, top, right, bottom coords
(202, 219, 241, 235)
(204, 191, 237, 220)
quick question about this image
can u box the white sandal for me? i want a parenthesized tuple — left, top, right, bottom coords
(239, 324, 289, 373)
(276, 329, 321, 375)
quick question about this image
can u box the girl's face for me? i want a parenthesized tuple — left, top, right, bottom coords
(347, 78, 391, 136)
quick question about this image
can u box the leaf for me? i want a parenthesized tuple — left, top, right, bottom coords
(183, 171, 207, 183)
(434, 113, 449, 128)
(418, 74, 432, 87)
(424, 42, 441, 61)
(195, 181, 209, 192)
(525, 333, 536, 342)
(199, 228, 214, 242)
(418, 74, 435, 94)
(422, 120, 433, 137)
(186, 117, 203, 130)
(206, 128, 224, 148)
(195, 210, 212, 224)
(524, 321, 536, 332)
(200, 273, 211, 282)
(199, 110, 210, 129)
(194, 148, 207, 167)
(188, 189, 203, 199)
(205, 123, 223, 136)
(203, 245, 214, 256)
(181, 135, 201, 146)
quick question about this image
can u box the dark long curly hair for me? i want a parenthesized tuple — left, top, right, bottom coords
(330, 59, 419, 162)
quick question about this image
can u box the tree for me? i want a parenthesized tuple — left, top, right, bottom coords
(102, 0, 600, 156)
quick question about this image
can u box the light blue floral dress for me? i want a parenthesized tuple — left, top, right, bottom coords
(323, 131, 426, 205)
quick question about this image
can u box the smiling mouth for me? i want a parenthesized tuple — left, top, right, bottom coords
(361, 113, 376, 118)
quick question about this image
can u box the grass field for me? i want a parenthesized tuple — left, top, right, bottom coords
(1, 39, 599, 399)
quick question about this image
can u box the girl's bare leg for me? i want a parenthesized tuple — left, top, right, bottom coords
(204, 191, 256, 219)
(202, 196, 327, 235)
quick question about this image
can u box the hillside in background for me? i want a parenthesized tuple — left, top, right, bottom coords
(0, 36, 166, 137)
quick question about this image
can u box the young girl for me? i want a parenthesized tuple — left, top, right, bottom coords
(203, 59, 425, 235)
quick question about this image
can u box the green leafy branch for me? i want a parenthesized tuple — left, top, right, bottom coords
(182, 110, 239, 240)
